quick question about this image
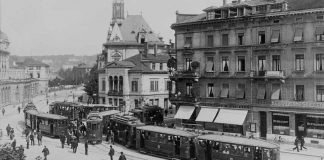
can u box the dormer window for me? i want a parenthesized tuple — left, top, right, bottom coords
(270, 3, 282, 10)
(215, 10, 222, 19)
(140, 37, 145, 44)
(184, 37, 192, 48)
(207, 11, 215, 20)
(229, 8, 237, 17)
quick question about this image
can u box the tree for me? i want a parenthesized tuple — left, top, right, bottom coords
(83, 64, 98, 104)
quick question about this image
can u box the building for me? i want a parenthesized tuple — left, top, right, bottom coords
(97, 0, 170, 111)
(98, 48, 170, 112)
(0, 31, 39, 106)
(171, 0, 324, 144)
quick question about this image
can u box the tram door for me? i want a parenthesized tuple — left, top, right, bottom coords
(50, 120, 54, 135)
(260, 112, 267, 139)
(295, 114, 306, 138)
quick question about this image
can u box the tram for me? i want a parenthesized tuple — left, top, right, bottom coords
(25, 109, 39, 129)
(23, 102, 37, 113)
(49, 101, 79, 120)
(110, 114, 145, 148)
(86, 111, 103, 144)
(131, 105, 164, 125)
(135, 125, 197, 160)
(196, 134, 280, 160)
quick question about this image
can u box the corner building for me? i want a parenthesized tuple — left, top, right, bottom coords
(171, 0, 324, 144)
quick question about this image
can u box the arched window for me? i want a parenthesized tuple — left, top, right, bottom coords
(119, 76, 123, 92)
(109, 76, 113, 91)
(114, 76, 118, 91)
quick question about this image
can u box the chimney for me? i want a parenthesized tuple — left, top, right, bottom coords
(154, 44, 158, 56)
(223, 0, 227, 6)
(143, 42, 148, 57)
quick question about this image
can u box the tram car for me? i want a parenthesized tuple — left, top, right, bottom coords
(23, 102, 37, 113)
(110, 114, 145, 148)
(131, 105, 164, 125)
(73, 103, 118, 120)
(86, 111, 103, 144)
(196, 134, 280, 160)
(49, 101, 79, 120)
(25, 109, 39, 130)
(98, 110, 120, 135)
(135, 125, 197, 160)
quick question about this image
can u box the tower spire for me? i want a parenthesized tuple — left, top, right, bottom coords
(111, 0, 125, 26)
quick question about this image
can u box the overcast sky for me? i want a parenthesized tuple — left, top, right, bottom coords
(1, 0, 222, 56)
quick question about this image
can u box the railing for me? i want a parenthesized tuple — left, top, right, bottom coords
(250, 70, 285, 78)
(107, 90, 123, 96)
(169, 94, 199, 103)
(169, 70, 200, 80)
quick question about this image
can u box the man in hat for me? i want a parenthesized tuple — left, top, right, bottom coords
(109, 145, 115, 160)
(42, 146, 50, 160)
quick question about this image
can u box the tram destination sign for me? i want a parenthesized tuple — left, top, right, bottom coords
(271, 100, 324, 108)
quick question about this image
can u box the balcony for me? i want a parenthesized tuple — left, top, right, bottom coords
(107, 90, 123, 96)
(169, 94, 199, 104)
(169, 70, 200, 81)
(250, 70, 285, 79)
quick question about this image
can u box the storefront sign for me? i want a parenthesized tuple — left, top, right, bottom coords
(271, 101, 324, 108)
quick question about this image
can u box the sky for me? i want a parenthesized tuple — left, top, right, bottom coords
(1, 0, 222, 56)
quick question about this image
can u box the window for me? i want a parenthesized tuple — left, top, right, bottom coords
(271, 84, 281, 100)
(165, 80, 170, 91)
(316, 54, 324, 71)
(30, 73, 33, 78)
(237, 56, 245, 72)
(119, 99, 124, 106)
(237, 33, 244, 45)
(206, 57, 215, 72)
(220, 83, 229, 98)
(149, 99, 154, 106)
(207, 11, 215, 20)
(271, 30, 280, 43)
(186, 83, 192, 96)
(102, 98, 106, 104)
(272, 55, 280, 71)
(257, 84, 266, 100)
(222, 56, 229, 72)
(109, 98, 113, 105)
(152, 63, 156, 70)
(222, 34, 229, 46)
(315, 27, 324, 41)
(109, 76, 113, 91)
(160, 63, 163, 70)
(256, 5, 267, 12)
(258, 31, 266, 44)
(316, 85, 324, 102)
(258, 56, 266, 71)
(185, 58, 192, 71)
(207, 83, 214, 98)
(37, 73, 40, 78)
(316, 15, 324, 20)
(114, 98, 118, 106)
(296, 85, 304, 101)
(140, 38, 145, 44)
(236, 84, 245, 99)
(207, 35, 214, 47)
(184, 37, 192, 48)
(294, 28, 303, 42)
(150, 80, 159, 92)
(270, 4, 282, 10)
(101, 78, 106, 91)
(295, 54, 304, 71)
(131, 80, 138, 92)
(154, 99, 159, 106)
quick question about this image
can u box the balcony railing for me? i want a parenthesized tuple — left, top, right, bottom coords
(250, 70, 285, 79)
(107, 90, 123, 96)
(169, 94, 199, 103)
(169, 70, 200, 81)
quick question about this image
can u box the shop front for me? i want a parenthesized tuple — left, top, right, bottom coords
(296, 114, 324, 139)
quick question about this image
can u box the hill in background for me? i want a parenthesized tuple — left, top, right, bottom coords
(287, 0, 324, 10)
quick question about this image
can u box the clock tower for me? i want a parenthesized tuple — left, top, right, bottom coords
(111, 0, 125, 26)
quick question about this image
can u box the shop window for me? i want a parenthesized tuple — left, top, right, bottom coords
(316, 54, 324, 71)
(238, 33, 244, 45)
(206, 56, 215, 72)
(237, 56, 245, 72)
(152, 63, 156, 70)
(271, 84, 281, 100)
(271, 30, 280, 43)
(272, 113, 290, 135)
(220, 83, 229, 98)
(296, 85, 304, 101)
(295, 54, 304, 71)
(272, 55, 281, 71)
(316, 85, 324, 102)
(207, 35, 214, 47)
(109, 98, 113, 105)
(207, 83, 214, 98)
(222, 34, 229, 46)
(236, 84, 245, 99)
(258, 31, 266, 44)
(258, 56, 266, 71)
(160, 63, 163, 70)
(186, 83, 193, 96)
(223, 124, 243, 134)
(294, 28, 303, 42)
(222, 56, 229, 72)
(306, 115, 324, 139)
(315, 27, 324, 41)
(185, 58, 192, 71)
(257, 84, 266, 99)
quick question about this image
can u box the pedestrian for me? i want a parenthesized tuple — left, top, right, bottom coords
(73, 139, 78, 153)
(37, 131, 42, 145)
(6, 124, 11, 136)
(2, 108, 5, 115)
(18, 145, 24, 159)
(292, 136, 299, 152)
(18, 106, 21, 114)
(84, 140, 88, 155)
(109, 145, 115, 160)
(111, 131, 115, 145)
(26, 135, 30, 149)
(164, 109, 168, 117)
(60, 134, 66, 148)
(119, 152, 126, 160)
(300, 136, 307, 150)
(42, 146, 50, 160)
(11, 139, 16, 150)
(10, 132, 15, 140)
(30, 132, 35, 146)
(46, 99, 49, 105)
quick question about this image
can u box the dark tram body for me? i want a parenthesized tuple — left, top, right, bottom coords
(131, 106, 164, 125)
(86, 111, 103, 144)
(196, 134, 280, 160)
(136, 126, 197, 160)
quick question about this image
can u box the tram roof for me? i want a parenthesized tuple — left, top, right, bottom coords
(37, 113, 68, 120)
(98, 110, 120, 116)
(26, 109, 39, 115)
(137, 126, 197, 137)
(52, 101, 78, 106)
(198, 134, 279, 149)
(72, 103, 117, 108)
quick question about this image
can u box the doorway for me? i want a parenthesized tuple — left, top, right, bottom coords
(295, 114, 306, 138)
(260, 111, 267, 138)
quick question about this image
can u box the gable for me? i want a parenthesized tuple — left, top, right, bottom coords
(109, 23, 123, 42)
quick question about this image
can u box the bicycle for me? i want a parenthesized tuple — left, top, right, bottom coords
(273, 135, 284, 143)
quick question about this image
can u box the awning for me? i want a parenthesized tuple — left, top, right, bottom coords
(257, 86, 266, 99)
(271, 86, 281, 100)
(174, 106, 195, 120)
(271, 30, 280, 43)
(214, 109, 248, 125)
(195, 108, 219, 122)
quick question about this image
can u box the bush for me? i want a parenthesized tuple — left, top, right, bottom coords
(0, 143, 25, 160)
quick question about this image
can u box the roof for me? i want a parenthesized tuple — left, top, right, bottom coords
(137, 126, 197, 137)
(18, 58, 50, 67)
(99, 110, 120, 117)
(198, 134, 279, 149)
(205, 0, 286, 11)
(37, 113, 68, 120)
(26, 109, 39, 115)
(106, 61, 135, 68)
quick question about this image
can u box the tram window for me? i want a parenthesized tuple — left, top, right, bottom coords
(235, 145, 243, 155)
(212, 142, 220, 152)
(254, 147, 263, 160)
(223, 144, 230, 154)
(243, 147, 251, 157)
(92, 124, 97, 130)
(263, 149, 271, 159)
